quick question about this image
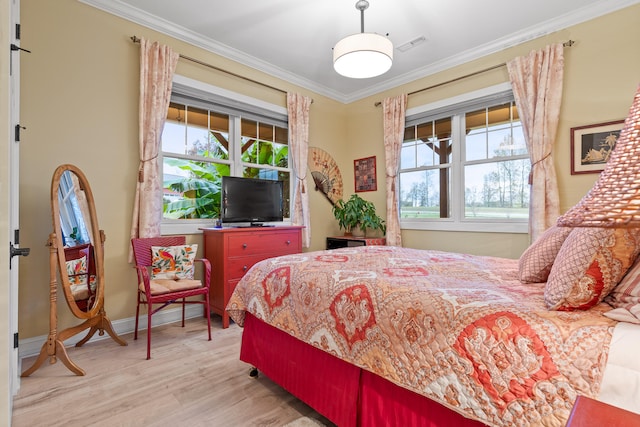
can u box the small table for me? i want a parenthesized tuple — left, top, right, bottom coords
(326, 235, 386, 250)
(566, 396, 640, 426)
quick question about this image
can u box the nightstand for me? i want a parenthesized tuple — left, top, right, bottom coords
(566, 396, 640, 426)
(326, 236, 386, 250)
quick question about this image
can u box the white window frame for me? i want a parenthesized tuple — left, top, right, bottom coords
(400, 82, 528, 234)
(161, 75, 290, 235)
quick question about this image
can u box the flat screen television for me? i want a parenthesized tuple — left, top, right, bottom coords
(221, 176, 284, 227)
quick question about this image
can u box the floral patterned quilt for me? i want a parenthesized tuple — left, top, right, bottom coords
(226, 246, 616, 427)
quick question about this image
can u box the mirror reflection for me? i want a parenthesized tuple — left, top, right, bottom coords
(58, 170, 97, 312)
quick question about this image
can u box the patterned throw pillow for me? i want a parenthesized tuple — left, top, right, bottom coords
(518, 225, 573, 283)
(65, 255, 88, 285)
(605, 255, 640, 313)
(545, 227, 640, 310)
(151, 244, 198, 280)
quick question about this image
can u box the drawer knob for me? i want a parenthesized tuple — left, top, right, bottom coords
(242, 243, 248, 249)
(285, 240, 291, 245)
(242, 265, 248, 271)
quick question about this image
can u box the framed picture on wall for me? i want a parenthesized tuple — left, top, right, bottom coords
(354, 156, 377, 192)
(570, 120, 625, 175)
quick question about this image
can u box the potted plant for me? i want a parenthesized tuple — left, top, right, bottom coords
(332, 194, 386, 237)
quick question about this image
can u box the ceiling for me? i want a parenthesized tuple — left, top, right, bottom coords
(81, 0, 637, 103)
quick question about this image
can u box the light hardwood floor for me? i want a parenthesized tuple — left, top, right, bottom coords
(13, 316, 334, 427)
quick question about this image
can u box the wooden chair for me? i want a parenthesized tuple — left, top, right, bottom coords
(131, 236, 212, 359)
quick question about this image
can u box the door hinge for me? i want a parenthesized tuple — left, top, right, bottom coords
(10, 44, 30, 54)
(15, 124, 25, 142)
(15, 23, 20, 40)
(14, 333, 18, 349)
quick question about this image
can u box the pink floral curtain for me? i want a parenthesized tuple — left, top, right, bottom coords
(382, 94, 408, 247)
(129, 38, 179, 253)
(287, 93, 312, 248)
(507, 43, 563, 242)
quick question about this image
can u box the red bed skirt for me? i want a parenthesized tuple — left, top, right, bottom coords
(240, 312, 487, 427)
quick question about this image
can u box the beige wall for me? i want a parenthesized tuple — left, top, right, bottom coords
(17, 0, 640, 339)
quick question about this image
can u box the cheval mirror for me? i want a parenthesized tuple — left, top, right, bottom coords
(22, 164, 127, 377)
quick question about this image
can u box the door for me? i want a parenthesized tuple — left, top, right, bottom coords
(8, 0, 26, 405)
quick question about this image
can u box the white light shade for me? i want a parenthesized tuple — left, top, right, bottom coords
(333, 33, 393, 79)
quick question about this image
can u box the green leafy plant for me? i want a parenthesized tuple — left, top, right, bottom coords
(163, 158, 228, 219)
(332, 194, 386, 237)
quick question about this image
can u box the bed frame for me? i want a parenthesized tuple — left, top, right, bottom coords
(240, 312, 487, 427)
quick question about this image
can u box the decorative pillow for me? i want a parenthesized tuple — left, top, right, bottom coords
(518, 225, 573, 283)
(545, 227, 640, 311)
(65, 255, 88, 285)
(605, 255, 640, 313)
(151, 244, 198, 280)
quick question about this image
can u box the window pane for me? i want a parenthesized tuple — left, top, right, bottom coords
(242, 118, 258, 139)
(209, 111, 230, 160)
(465, 129, 486, 161)
(164, 104, 231, 161)
(186, 106, 210, 156)
(259, 122, 274, 141)
(466, 102, 523, 161)
(403, 119, 452, 168)
(275, 126, 288, 145)
(242, 120, 289, 168)
(488, 127, 514, 158)
(399, 168, 450, 219)
(401, 139, 417, 169)
(162, 157, 230, 220)
(162, 121, 186, 154)
(464, 159, 530, 219)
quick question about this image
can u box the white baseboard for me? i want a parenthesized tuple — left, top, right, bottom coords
(18, 305, 204, 360)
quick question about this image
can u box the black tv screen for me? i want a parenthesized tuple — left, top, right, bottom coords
(221, 176, 284, 226)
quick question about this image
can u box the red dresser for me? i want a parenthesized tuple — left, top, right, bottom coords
(202, 226, 303, 328)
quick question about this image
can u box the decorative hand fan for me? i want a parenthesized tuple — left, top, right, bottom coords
(308, 147, 343, 205)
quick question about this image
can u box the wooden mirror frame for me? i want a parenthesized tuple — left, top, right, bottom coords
(53, 164, 104, 318)
(21, 164, 127, 377)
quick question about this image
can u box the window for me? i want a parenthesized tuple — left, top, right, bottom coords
(399, 85, 529, 233)
(160, 76, 290, 234)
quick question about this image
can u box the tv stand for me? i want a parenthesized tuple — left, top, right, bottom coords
(201, 226, 303, 328)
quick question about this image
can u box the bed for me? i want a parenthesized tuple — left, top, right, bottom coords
(226, 235, 640, 426)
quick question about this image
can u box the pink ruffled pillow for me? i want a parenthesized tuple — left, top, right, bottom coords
(545, 227, 640, 311)
(518, 225, 573, 283)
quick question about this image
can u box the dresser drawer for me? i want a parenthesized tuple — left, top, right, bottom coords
(227, 254, 271, 281)
(227, 231, 300, 256)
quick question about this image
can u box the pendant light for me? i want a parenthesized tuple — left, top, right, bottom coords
(333, 0, 393, 79)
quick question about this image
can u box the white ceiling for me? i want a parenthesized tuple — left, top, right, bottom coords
(81, 0, 638, 103)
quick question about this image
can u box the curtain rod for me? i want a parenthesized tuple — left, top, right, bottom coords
(131, 35, 290, 96)
(374, 39, 575, 107)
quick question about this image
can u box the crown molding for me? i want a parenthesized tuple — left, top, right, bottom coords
(79, 0, 639, 104)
